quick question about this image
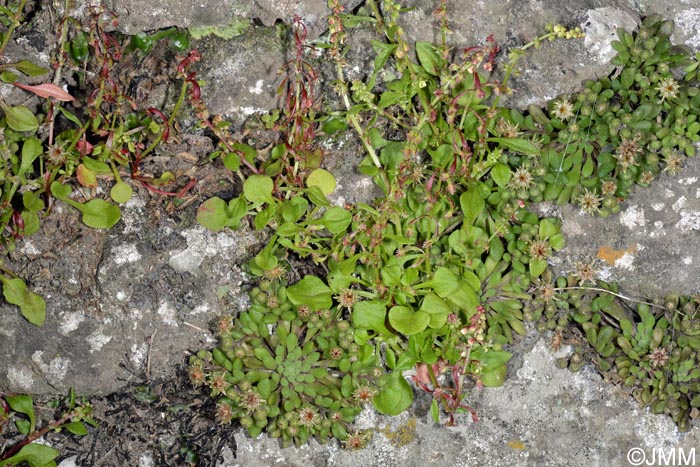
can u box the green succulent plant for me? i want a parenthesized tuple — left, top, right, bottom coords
(188, 279, 380, 447)
(522, 15, 700, 216)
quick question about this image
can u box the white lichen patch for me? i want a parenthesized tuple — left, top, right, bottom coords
(672, 196, 687, 212)
(664, 188, 675, 199)
(651, 202, 665, 211)
(119, 197, 146, 234)
(7, 366, 34, 391)
(619, 205, 646, 230)
(157, 300, 178, 327)
(683, 257, 693, 265)
(87, 331, 112, 353)
(116, 291, 127, 301)
(696, 188, 700, 199)
(676, 211, 700, 233)
(59, 312, 85, 335)
(674, 8, 700, 49)
(190, 303, 210, 315)
(138, 452, 155, 467)
(169, 226, 239, 274)
(248, 79, 264, 95)
(112, 243, 141, 265)
(597, 265, 613, 282)
(614, 252, 636, 271)
(130, 342, 148, 369)
(678, 176, 698, 185)
(19, 240, 41, 256)
(31, 351, 70, 382)
(649, 221, 666, 238)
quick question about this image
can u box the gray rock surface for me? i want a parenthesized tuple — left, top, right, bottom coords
(109, 0, 363, 39)
(552, 155, 700, 298)
(1, 198, 265, 395)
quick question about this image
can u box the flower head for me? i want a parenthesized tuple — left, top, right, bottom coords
(551, 98, 574, 121)
(576, 188, 602, 215)
(528, 238, 551, 260)
(298, 406, 320, 428)
(656, 77, 679, 102)
(649, 347, 669, 368)
(615, 135, 643, 171)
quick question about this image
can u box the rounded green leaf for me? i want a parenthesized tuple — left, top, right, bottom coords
(79, 199, 122, 229)
(352, 300, 389, 334)
(529, 258, 547, 277)
(287, 276, 332, 310)
(373, 371, 413, 415)
(419, 293, 451, 329)
(110, 181, 133, 204)
(243, 175, 274, 204)
(491, 163, 511, 187)
(480, 364, 507, 387)
(196, 197, 228, 231)
(2, 278, 46, 326)
(306, 168, 336, 195)
(388, 306, 430, 335)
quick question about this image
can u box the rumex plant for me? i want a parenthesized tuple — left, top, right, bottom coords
(0, 390, 95, 467)
(0, 4, 195, 324)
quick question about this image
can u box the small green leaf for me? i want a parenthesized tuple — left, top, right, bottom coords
(306, 185, 330, 207)
(287, 276, 332, 310)
(196, 197, 228, 231)
(488, 137, 538, 156)
(419, 293, 451, 329)
(22, 191, 44, 212)
(416, 41, 443, 76)
(460, 183, 485, 227)
(538, 218, 559, 239)
(430, 398, 439, 423)
(317, 206, 351, 234)
(388, 306, 430, 335)
(1, 278, 46, 326)
(80, 158, 111, 174)
(479, 364, 507, 387)
(0, 443, 59, 467)
(243, 175, 274, 204)
(21, 211, 39, 236)
(10, 59, 49, 76)
(281, 197, 308, 223)
(306, 168, 336, 195)
(529, 258, 547, 277)
(491, 163, 511, 187)
(428, 267, 459, 297)
(5, 395, 35, 432)
(321, 117, 347, 135)
(352, 300, 389, 334)
(3, 104, 39, 132)
(110, 181, 133, 204)
(0, 70, 17, 82)
(62, 421, 88, 436)
(18, 137, 42, 177)
(549, 233, 565, 250)
(373, 371, 413, 415)
(75, 199, 121, 229)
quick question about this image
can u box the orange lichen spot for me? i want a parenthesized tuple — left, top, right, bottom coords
(596, 244, 638, 265)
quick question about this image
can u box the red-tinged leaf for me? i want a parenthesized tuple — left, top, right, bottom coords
(13, 82, 75, 101)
